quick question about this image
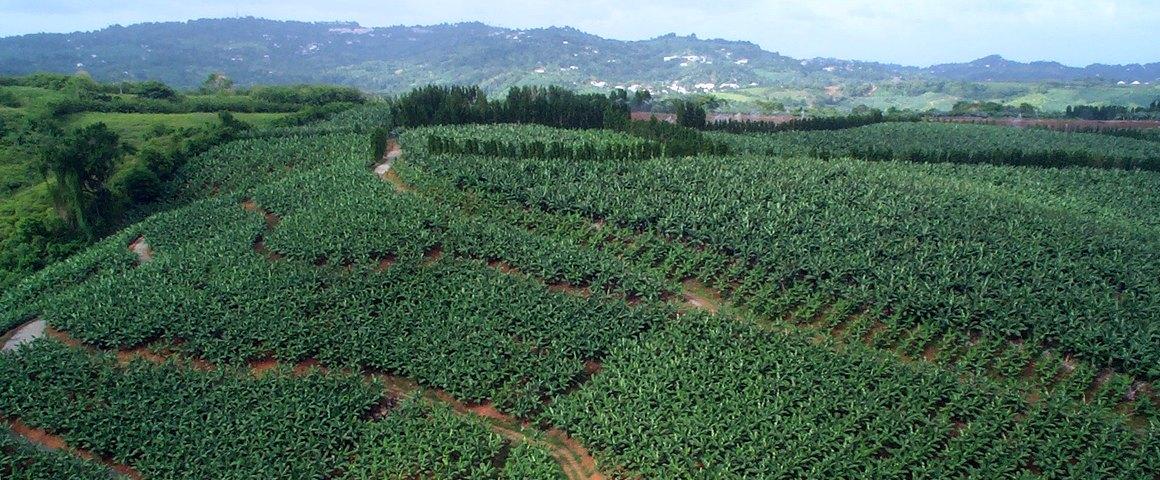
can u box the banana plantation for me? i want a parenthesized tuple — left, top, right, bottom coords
(2, 89, 1158, 479)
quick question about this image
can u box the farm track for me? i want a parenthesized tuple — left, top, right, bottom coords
(197, 139, 603, 479)
(668, 257, 1156, 425)
(374, 139, 411, 192)
(7, 134, 1152, 476)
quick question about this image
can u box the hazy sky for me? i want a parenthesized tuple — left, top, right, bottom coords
(1, 0, 1157, 66)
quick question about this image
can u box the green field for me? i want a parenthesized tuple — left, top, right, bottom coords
(1, 98, 1158, 478)
(0, 78, 357, 291)
(66, 112, 285, 145)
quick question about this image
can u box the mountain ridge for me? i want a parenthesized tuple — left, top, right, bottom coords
(1, 17, 1157, 109)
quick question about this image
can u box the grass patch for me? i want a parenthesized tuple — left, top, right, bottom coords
(66, 112, 286, 146)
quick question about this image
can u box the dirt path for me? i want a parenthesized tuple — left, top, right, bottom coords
(1, 318, 46, 352)
(680, 279, 723, 314)
(432, 397, 603, 480)
(933, 116, 1160, 130)
(373, 138, 411, 192)
(241, 199, 284, 260)
(128, 236, 153, 264)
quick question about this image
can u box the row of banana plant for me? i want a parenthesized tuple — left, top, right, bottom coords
(347, 398, 562, 479)
(419, 178, 1160, 421)
(395, 151, 1160, 431)
(1, 430, 113, 480)
(25, 194, 671, 417)
(400, 149, 1160, 380)
(546, 313, 1160, 479)
(171, 132, 372, 200)
(0, 339, 383, 479)
(0, 339, 563, 479)
(248, 151, 672, 299)
(403, 124, 665, 160)
(710, 122, 1160, 171)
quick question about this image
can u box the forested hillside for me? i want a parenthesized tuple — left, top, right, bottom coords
(2, 18, 1157, 111)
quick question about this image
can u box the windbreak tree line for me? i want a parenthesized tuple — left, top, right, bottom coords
(410, 123, 729, 160)
(1065, 100, 1160, 120)
(390, 84, 628, 130)
(389, 85, 728, 157)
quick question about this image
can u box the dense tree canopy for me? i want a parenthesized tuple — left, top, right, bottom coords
(40, 123, 124, 237)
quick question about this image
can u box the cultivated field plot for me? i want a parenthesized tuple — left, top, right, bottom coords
(2, 118, 1158, 479)
(712, 122, 1160, 170)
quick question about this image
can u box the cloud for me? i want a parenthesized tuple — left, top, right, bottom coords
(0, 0, 1156, 65)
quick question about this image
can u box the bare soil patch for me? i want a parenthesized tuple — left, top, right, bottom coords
(862, 322, 887, 344)
(548, 282, 592, 298)
(680, 279, 722, 314)
(422, 245, 444, 265)
(128, 236, 153, 264)
(37, 327, 608, 479)
(1083, 369, 1115, 403)
(376, 254, 397, 272)
(248, 358, 279, 376)
(922, 341, 940, 362)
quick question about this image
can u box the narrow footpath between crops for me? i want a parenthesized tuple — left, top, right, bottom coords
(1, 237, 152, 478)
(0, 232, 155, 353)
(590, 225, 1160, 431)
(374, 139, 411, 192)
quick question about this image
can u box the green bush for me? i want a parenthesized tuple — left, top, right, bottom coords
(110, 162, 162, 203)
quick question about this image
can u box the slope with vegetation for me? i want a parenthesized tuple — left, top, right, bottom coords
(0, 73, 365, 290)
(1, 83, 1158, 478)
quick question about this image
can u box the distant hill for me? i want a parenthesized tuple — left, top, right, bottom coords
(925, 54, 1160, 83)
(2, 18, 1157, 109)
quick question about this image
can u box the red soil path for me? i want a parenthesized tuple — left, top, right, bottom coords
(4, 418, 144, 479)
